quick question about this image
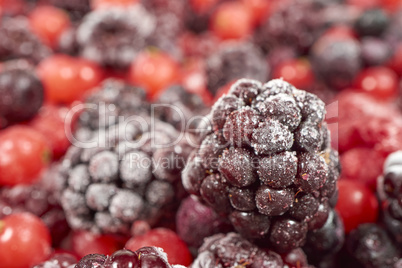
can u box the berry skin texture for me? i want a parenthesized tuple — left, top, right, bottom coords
(29, 6, 71, 49)
(129, 50, 180, 98)
(125, 228, 193, 266)
(37, 54, 103, 104)
(335, 180, 379, 233)
(272, 58, 314, 90)
(0, 212, 51, 268)
(0, 126, 51, 186)
(0, 68, 44, 128)
(210, 1, 253, 40)
(354, 66, 399, 99)
(71, 230, 122, 258)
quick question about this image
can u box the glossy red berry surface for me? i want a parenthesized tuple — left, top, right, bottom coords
(0, 212, 51, 268)
(72, 230, 123, 258)
(125, 228, 193, 266)
(0, 126, 51, 186)
(336, 180, 379, 233)
(210, 1, 253, 40)
(129, 50, 179, 98)
(355, 67, 399, 99)
(29, 6, 70, 49)
(37, 54, 103, 104)
(272, 58, 314, 90)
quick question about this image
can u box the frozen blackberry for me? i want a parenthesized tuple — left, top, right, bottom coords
(310, 36, 362, 89)
(59, 80, 192, 235)
(377, 151, 402, 247)
(354, 9, 390, 37)
(0, 68, 44, 128)
(192, 232, 284, 268)
(205, 42, 269, 95)
(346, 224, 400, 268)
(183, 78, 340, 252)
(76, 6, 155, 69)
(254, 0, 327, 53)
(155, 85, 208, 131)
(176, 196, 232, 250)
(303, 209, 345, 266)
(0, 17, 51, 63)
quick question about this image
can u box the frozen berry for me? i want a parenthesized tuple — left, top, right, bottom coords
(0, 68, 44, 128)
(354, 66, 399, 99)
(272, 58, 314, 90)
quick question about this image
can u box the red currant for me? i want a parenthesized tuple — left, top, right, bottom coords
(125, 228, 193, 266)
(29, 6, 70, 49)
(71, 230, 123, 258)
(210, 1, 253, 40)
(37, 54, 104, 104)
(335, 180, 379, 233)
(354, 66, 399, 99)
(190, 0, 218, 14)
(0, 212, 51, 268)
(241, 0, 271, 26)
(91, 0, 139, 9)
(272, 58, 314, 90)
(30, 105, 72, 159)
(0, 126, 51, 186)
(129, 50, 179, 98)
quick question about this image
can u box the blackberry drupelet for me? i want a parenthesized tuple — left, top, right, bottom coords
(377, 151, 402, 247)
(191, 232, 284, 268)
(346, 224, 400, 268)
(59, 79, 192, 235)
(0, 68, 44, 128)
(182, 78, 341, 253)
(205, 42, 269, 95)
(76, 6, 156, 69)
(0, 17, 51, 63)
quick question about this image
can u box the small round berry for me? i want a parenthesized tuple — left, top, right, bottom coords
(210, 1, 253, 40)
(354, 8, 389, 37)
(103, 249, 140, 267)
(354, 66, 399, 99)
(125, 228, 193, 266)
(200, 174, 231, 213)
(269, 218, 308, 253)
(91, 0, 139, 9)
(0, 212, 51, 267)
(229, 210, 271, 239)
(37, 54, 103, 104)
(71, 230, 121, 258)
(295, 153, 328, 193)
(335, 180, 379, 233)
(129, 50, 179, 98)
(29, 6, 71, 48)
(256, 186, 293, 216)
(0, 126, 51, 186)
(272, 59, 314, 90)
(258, 152, 297, 189)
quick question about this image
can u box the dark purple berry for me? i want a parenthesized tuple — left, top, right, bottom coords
(268, 218, 308, 253)
(255, 186, 294, 216)
(355, 9, 389, 37)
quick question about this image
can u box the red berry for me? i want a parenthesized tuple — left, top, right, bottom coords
(125, 228, 193, 266)
(321, 25, 357, 41)
(190, 0, 218, 14)
(241, 0, 271, 26)
(29, 6, 70, 49)
(210, 1, 253, 40)
(346, 0, 381, 10)
(340, 147, 385, 191)
(180, 58, 211, 104)
(335, 180, 379, 233)
(129, 50, 179, 98)
(387, 43, 402, 76)
(381, 0, 402, 12)
(30, 105, 72, 159)
(0, 212, 51, 268)
(91, 0, 139, 9)
(37, 54, 103, 104)
(272, 58, 314, 90)
(354, 67, 399, 99)
(0, 126, 51, 186)
(72, 230, 124, 258)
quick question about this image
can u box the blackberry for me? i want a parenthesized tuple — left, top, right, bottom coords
(377, 151, 402, 247)
(183, 78, 340, 252)
(254, 0, 327, 54)
(155, 85, 208, 131)
(205, 42, 269, 95)
(191, 232, 284, 268)
(354, 9, 390, 37)
(0, 17, 51, 63)
(303, 209, 345, 265)
(346, 224, 400, 268)
(76, 6, 156, 69)
(59, 80, 192, 235)
(176, 196, 232, 250)
(361, 37, 392, 66)
(310, 36, 362, 89)
(0, 68, 44, 128)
